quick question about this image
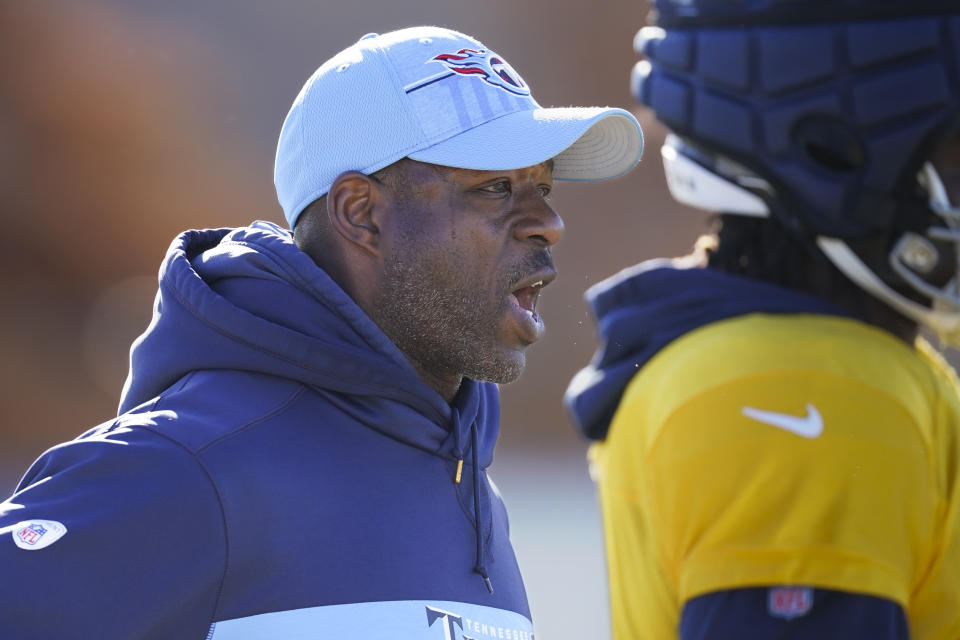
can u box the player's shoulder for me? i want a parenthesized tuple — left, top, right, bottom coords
(670, 312, 916, 375)
(637, 313, 930, 407)
(610, 313, 952, 454)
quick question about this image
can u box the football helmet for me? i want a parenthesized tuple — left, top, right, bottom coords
(633, 0, 960, 341)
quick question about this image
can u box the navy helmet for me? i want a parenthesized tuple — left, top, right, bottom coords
(633, 0, 960, 341)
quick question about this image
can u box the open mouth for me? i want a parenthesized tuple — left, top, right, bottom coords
(511, 279, 545, 319)
(506, 267, 556, 342)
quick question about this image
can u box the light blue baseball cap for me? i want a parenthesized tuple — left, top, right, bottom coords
(275, 26, 644, 228)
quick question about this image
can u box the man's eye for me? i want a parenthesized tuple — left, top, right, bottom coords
(480, 180, 511, 194)
(537, 184, 552, 198)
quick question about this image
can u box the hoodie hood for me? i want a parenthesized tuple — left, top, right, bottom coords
(120, 221, 499, 464)
(565, 260, 852, 441)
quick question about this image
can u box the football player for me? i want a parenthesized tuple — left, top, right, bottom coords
(566, 1, 960, 637)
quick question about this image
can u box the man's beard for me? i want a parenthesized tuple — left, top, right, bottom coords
(374, 243, 527, 387)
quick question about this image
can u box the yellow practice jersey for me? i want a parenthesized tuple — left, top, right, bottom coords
(591, 313, 960, 639)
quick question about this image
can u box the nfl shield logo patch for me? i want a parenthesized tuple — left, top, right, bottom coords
(12, 519, 67, 550)
(768, 587, 813, 619)
(17, 522, 46, 545)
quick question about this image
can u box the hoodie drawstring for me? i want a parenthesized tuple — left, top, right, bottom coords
(450, 410, 493, 594)
(471, 420, 493, 594)
(451, 412, 464, 484)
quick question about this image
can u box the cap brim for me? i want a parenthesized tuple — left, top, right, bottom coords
(407, 107, 644, 181)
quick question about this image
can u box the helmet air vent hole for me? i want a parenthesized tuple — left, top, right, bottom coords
(793, 117, 865, 173)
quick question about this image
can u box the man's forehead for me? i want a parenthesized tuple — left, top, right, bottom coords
(444, 159, 555, 179)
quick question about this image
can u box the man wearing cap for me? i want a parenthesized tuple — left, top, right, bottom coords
(0, 26, 642, 639)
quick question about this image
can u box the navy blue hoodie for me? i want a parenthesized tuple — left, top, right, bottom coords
(0, 221, 533, 639)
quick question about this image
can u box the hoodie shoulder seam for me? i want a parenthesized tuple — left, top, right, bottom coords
(195, 385, 309, 454)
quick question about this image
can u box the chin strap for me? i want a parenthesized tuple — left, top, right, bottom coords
(816, 236, 960, 341)
(817, 164, 960, 346)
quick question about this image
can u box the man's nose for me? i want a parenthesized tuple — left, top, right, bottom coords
(514, 195, 565, 247)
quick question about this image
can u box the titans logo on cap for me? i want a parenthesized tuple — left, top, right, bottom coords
(431, 48, 529, 96)
(404, 47, 531, 97)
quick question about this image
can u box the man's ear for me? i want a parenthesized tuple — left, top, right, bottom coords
(326, 171, 386, 256)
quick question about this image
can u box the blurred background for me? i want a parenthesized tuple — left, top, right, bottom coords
(0, 1, 708, 637)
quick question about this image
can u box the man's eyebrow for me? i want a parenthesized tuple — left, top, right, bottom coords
(530, 158, 554, 176)
(447, 160, 554, 179)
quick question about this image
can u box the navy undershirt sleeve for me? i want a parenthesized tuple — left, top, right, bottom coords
(680, 587, 908, 640)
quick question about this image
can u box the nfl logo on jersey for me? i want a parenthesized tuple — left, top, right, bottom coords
(768, 587, 813, 620)
(16, 522, 47, 546)
(11, 519, 67, 550)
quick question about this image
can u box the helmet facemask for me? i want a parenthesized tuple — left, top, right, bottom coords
(818, 163, 960, 346)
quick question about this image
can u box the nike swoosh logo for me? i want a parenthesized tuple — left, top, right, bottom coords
(742, 404, 823, 438)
